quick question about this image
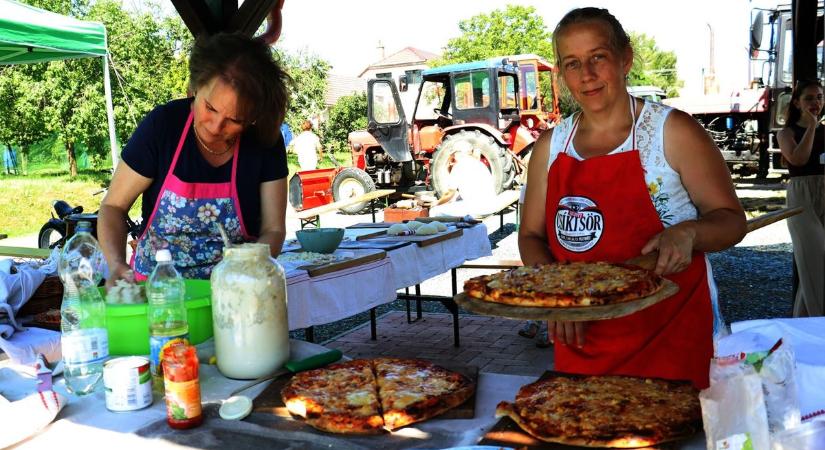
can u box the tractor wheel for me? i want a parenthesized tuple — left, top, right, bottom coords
(430, 130, 514, 196)
(332, 167, 376, 214)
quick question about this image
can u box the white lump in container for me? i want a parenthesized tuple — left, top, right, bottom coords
(210, 243, 289, 379)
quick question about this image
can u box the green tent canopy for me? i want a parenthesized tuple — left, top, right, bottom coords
(0, 0, 106, 64)
(0, 0, 118, 166)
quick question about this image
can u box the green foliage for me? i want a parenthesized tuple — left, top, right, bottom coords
(0, 0, 191, 177)
(276, 49, 330, 131)
(432, 5, 554, 66)
(321, 92, 367, 154)
(628, 32, 683, 97)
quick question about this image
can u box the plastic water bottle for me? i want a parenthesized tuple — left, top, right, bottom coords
(146, 249, 188, 394)
(58, 221, 109, 395)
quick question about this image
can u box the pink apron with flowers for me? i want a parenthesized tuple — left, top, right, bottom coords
(131, 112, 249, 279)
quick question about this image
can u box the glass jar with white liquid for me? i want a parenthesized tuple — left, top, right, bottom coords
(210, 243, 289, 379)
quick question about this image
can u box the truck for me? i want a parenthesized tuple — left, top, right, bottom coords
(664, 2, 823, 177)
(288, 54, 560, 214)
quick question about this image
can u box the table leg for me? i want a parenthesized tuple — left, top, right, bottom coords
(451, 268, 458, 296)
(437, 297, 461, 347)
(370, 308, 377, 340)
(405, 287, 412, 323)
(305, 326, 315, 343)
(415, 284, 422, 320)
(371, 199, 377, 223)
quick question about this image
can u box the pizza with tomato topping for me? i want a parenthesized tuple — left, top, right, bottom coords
(463, 261, 664, 307)
(495, 374, 702, 447)
(281, 358, 474, 434)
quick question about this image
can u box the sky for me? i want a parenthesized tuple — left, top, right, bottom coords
(275, 0, 782, 96)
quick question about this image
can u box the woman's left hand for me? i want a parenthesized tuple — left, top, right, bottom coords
(640, 222, 696, 275)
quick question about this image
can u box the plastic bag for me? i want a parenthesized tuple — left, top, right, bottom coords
(700, 358, 771, 450)
(759, 340, 801, 434)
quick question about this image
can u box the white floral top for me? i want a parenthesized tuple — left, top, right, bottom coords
(547, 101, 698, 228)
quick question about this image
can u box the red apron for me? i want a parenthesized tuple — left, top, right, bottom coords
(545, 105, 713, 388)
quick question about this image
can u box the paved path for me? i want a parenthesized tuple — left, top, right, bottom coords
(323, 311, 553, 376)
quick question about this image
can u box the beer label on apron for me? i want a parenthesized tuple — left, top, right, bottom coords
(555, 196, 604, 252)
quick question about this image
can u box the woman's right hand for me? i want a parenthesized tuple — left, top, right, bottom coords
(548, 321, 587, 347)
(106, 262, 136, 290)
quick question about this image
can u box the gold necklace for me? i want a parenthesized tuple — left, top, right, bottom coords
(193, 124, 233, 155)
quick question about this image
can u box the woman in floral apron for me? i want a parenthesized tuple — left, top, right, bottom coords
(99, 33, 291, 284)
(519, 8, 746, 388)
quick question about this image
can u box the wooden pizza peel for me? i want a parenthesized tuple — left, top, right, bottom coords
(456, 206, 804, 322)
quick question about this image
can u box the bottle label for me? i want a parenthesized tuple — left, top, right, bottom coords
(62, 328, 109, 365)
(164, 378, 202, 421)
(150, 333, 190, 379)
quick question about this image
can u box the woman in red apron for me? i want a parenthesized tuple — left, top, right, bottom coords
(99, 33, 291, 285)
(519, 8, 746, 388)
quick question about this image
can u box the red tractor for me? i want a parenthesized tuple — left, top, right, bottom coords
(288, 54, 560, 214)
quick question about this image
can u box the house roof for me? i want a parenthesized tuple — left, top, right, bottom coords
(325, 74, 367, 106)
(358, 46, 440, 77)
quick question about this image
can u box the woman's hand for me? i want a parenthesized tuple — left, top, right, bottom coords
(640, 222, 696, 275)
(105, 262, 136, 290)
(548, 321, 587, 347)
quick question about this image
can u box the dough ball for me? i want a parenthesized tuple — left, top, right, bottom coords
(387, 223, 411, 236)
(406, 220, 425, 231)
(430, 221, 447, 232)
(416, 223, 438, 235)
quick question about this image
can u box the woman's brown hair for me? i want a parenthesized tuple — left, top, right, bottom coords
(785, 79, 823, 127)
(552, 7, 632, 69)
(189, 32, 291, 146)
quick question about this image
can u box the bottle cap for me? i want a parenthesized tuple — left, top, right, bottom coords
(155, 249, 172, 262)
(219, 395, 252, 420)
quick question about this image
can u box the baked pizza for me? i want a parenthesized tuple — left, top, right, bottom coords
(495, 374, 702, 448)
(464, 261, 664, 307)
(281, 358, 474, 434)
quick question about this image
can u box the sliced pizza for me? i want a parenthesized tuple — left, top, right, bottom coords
(281, 359, 384, 434)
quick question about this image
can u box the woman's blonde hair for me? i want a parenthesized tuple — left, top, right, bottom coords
(552, 7, 632, 69)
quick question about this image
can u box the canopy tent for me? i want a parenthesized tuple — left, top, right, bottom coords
(0, 0, 118, 166)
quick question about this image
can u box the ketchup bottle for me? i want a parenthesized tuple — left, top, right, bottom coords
(161, 342, 203, 429)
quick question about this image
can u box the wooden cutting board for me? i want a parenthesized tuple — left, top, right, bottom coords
(295, 249, 386, 277)
(454, 279, 679, 322)
(252, 362, 479, 421)
(347, 222, 398, 229)
(479, 371, 698, 449)
(357, 227, 464, 247)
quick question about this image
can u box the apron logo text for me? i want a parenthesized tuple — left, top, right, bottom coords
(555, 196, 604, 252)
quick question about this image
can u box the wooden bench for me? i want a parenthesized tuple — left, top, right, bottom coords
(474, 189, 521, 229)
(0, 246, 51, 259)
(295, 189, 395, 229)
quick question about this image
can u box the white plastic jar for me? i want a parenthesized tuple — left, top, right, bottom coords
(210, 243, 289, 379)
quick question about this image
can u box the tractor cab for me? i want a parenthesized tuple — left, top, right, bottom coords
(368, 57, 521, 160)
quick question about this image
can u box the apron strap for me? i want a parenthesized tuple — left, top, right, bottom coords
(563, 94, 639, 155)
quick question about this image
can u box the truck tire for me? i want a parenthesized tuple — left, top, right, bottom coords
(430, 130, 514, 197)
(38, 220, 65, 249)
(332, 167, 376, 214)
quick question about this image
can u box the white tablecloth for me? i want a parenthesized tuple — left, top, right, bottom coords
(718, 317, 825, 418)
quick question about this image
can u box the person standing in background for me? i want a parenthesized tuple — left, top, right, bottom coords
(776, 80, 824, 317)
(289, 119, 323, 171)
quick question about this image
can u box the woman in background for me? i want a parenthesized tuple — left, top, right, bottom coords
(776, 80, 824, 317)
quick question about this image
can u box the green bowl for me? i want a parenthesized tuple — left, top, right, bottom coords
(296, 227, 344, 253)
(101, 279, 213, 356)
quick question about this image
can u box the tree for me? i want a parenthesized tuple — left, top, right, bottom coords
(276, 49, 330, 131)
(628, 32, 682, 97)
(433, 5, 554, 66)
(0, 0, 190, 177)
(321, 92, 367, 154)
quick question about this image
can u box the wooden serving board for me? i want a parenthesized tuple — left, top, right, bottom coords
(358, 227, 464, 248)
(454, 279, 679, 322)
(296, 249, 386, 277)
(252, 362, 479, 421)
(479, 371, 699, 450)
(347, 222, 398, 229)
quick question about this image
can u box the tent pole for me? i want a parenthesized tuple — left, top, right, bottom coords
(103, 54, 118, 169)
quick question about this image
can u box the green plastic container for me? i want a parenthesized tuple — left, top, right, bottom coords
(101, 279, 213, 356)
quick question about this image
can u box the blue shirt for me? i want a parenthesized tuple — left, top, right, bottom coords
(121, 98, 288, 237)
